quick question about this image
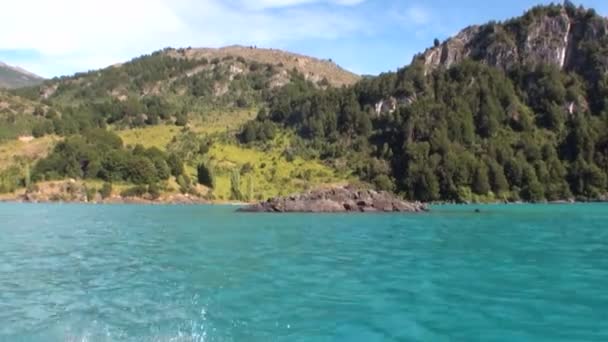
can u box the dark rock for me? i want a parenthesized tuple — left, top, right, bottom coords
(238, 186, 429, 213)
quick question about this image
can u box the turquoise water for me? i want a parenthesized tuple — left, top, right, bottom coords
(0, 204, 607, 341)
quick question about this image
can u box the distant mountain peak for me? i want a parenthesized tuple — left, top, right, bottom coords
(0, 62, 44, 89)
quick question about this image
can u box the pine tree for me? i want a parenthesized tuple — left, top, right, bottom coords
(197, 163, 214, 188)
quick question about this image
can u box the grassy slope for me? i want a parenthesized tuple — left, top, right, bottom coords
(0, 91, 45, 140)
(0, 135, 58, 171)
(119, 124, 352, 202)
(0, 107, 353, 202)
(207, 134, 352, 201)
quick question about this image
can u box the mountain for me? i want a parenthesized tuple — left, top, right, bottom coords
(3, 4, 608, 203)
(0, 62, 44, 89)
(241, 3, 608, 202)
(172, 45, 359, 87)
(419, 4, 607, 74)
(21, 45, 358, 104)
(9, 45, 359, 131)
(417, 3, 608, 112)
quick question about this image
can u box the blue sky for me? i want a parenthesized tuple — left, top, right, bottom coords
(0, 0, 606, 78)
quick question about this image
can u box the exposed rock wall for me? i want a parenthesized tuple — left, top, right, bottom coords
(418, 7, 607, 74)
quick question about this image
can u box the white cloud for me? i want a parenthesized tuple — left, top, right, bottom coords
(240, 0, 364, 10)
(406, 6, 431, 25)
(390, 5, 432, 26)
(0, 0, 366, 77)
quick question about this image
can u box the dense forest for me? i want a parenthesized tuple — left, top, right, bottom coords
(240, 4, 608, 202)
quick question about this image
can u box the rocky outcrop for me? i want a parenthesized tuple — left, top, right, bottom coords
(374, 96, 416, 115)
(238, 186, 428, 213)
(418, 6, 608, 74)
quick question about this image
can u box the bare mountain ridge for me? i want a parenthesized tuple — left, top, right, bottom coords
(166, 45, 360, 87)
(0, 62, 44, 89)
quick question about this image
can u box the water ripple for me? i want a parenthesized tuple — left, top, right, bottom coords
(0, 203, 607, 341)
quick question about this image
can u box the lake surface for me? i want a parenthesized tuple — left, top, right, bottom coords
(0, 203, 607, 341)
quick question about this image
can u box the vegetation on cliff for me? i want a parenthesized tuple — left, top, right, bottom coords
(241, 4, 608, 202)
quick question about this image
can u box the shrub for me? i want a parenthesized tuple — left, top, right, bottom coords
(120, 185, 148, 198)
(100, 183, 113, 199)
(148, 183, 161, 200)
(197, 163, 214, 188)
(85, 187, 98, 202)
(177, 174, 192, 194)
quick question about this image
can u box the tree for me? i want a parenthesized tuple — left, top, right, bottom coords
(197, 163, 214, 188)
(522, 166, 545, 202)
(100, 183, 113, 199)
(488, 161, 509, 195)
(373, 174, 395, 192)
(175, 113, 188, 126)
(230, 169, 243, 201)
(472, 163, 491, 195)
(167, 154, 184, 177)
(246, 175, 255, 201)
(128, 156, 157, 185)
(177, 174, 192, 194)
(153, 158, 171, 180)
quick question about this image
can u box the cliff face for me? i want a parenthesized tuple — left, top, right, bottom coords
(418, 5, 608, 75)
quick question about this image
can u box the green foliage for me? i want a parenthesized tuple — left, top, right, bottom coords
(85, 186, 98, 202)
(472, 163, 491, 195)
(32, 129, 184, 187)
(120, 185, 148, 198)
(100, 182, 113, 199)
(128, 156, 158, 185)
(177, 174, 193, 194)
(197, 163, 214, 188)
(167, 131, 212, 161)
(230, 169, 243, 201)
(258, 55, 608, 201)
(148, 183, 162, 200)
(167, 153, 185, 177)
(0, 166, 25, 194)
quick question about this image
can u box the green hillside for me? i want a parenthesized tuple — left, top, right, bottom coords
(240, 4, 608, 202)
(2, 4, 608, 202)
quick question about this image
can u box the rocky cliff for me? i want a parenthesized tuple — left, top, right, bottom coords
(418, 4, 608, 75)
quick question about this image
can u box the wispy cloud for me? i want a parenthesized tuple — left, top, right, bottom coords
(0, 0, 366, 77)
(239, 0, 365, 10)
(405, 6, 431, 25)
(390, 5, 432, 26)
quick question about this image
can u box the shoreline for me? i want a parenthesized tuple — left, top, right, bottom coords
(0, 196, 249, 206)
(1, 198, 606, 206)
(0, 191, 250, 206)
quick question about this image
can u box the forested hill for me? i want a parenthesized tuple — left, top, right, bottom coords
(242, 3, 608, 202)
(6, 46, 358, 138)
